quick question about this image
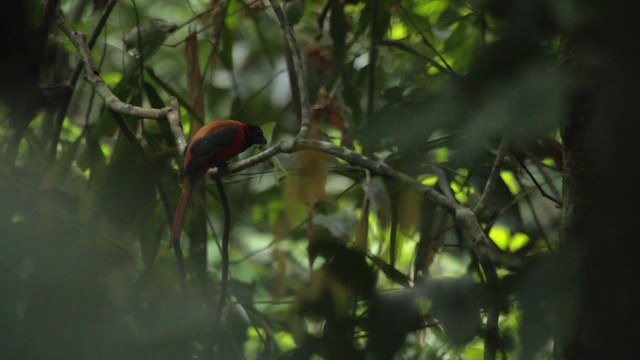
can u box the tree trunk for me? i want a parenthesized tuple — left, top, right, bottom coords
(562, 3, 640, 357)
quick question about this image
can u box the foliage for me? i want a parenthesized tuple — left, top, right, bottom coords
(0, 0, 606, 359)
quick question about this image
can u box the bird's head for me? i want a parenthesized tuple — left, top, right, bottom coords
(243, 124, 267, 150)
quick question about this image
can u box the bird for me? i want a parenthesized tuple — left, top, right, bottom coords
(170, 119, 266, 248)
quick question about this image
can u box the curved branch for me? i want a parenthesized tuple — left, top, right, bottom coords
(268, 0, 310, 139)
(58, 19, 173, 120)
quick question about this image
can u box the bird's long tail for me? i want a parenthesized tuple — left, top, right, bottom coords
(170, 178, 193, 249)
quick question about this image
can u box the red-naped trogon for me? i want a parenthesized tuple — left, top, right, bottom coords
(170, 119, 266, 248)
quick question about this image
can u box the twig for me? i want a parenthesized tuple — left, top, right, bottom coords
(523, 193, 554, 252)
(473, 134, 509, 215)
(510, 148, 562, 206)
(455, 208, 500, 360)
(517, 145, 562, 201)
(268, 0, 310, 140)
(315, 1, 330, 39)
(144, 67, 204, 124)
(393, 0, 456, 75)
(196, 0, 229, 109)
(380, 40, 449, 74)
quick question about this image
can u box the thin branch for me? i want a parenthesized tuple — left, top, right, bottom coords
(196, 0, 229, 109)
(455, 208, 500, 360)
(268, 0, 310, 139)
(510, 148, 562, 206)
(380, 40, 449, 74)
(144, 67, 204, 124)
(315, 1, 330, 40)
(473, 134, 509, 215)
(523, 192, 554, 252)
(393, 0, 456, 75)
(517, 145, 562, 201)
(295, 139, 461, 212)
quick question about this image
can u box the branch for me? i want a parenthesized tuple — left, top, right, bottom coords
(268, 0, 310, 140)
(167, 97, 186, 152)
(50, 0, 117, 160)
(510, 148, 562, 206)
(455, 208, 500, 360)
(473, 134, 509, 215)
(145, 67, 204, 124)
(393, 0, 456, 75)
(380, 40, 449, 74)
(58, 18, 173, 120)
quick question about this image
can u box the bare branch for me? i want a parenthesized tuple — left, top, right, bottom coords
(393, 0, 456, 75)
(474, 134, 509, 215)
(380, 40, 450, 74)
(455, 208, 500, 360)
(294, 139, 461, 213)
(510, 148, 562, 206)
(167, 97, 186, 153)
(58, 18, 173, 120)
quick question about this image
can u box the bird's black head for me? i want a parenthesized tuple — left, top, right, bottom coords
(243, 124, 267, 150)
